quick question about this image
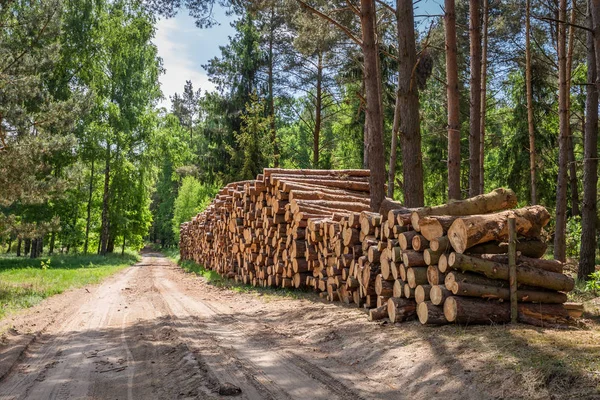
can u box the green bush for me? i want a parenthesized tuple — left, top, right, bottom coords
(172, 176, 218, 242)
(586, 271, 600, 293)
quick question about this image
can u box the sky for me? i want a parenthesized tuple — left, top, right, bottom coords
(153, 1, 444, 110)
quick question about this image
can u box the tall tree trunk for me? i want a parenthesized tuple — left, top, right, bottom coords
(49, 232, 55, 255)
(479, 0, 488, 194)
(388, 93, 400, 198)
(314, 51, 323, 168)
(445, 0, 461, 200)
(360, 0, 385, 212)
(554, 0, 569, 262)
(397, 0, 424, 207)
(100, 146, 110, 256)
(84, 158, 94, 255)
(566, 0, 579, 216)
(526, 0, 537, 204)
(581, 0, 600, 280)
(24, 239, 31, 256)
(268, 4, 278, 167)
(16, 238, 21, 257)
(122, 236, 126, 256)
(469, 0, 482, 197)
(5, 238, 12, 254)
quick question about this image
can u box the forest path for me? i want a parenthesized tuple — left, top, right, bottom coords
(0, 253, 374, 400)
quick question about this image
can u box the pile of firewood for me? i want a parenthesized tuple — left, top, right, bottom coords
(180, 169, 579, 327)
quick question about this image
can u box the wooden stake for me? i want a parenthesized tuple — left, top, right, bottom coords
(508, 216, 517, 323)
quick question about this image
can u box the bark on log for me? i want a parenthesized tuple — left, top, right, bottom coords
(448, 206, 550, 253)
(466, 238, 547, 258)
(430, 285, 452, 305)
(444, 296, 511, 324)
(369, 305, 389, 321)
(472, 253, 563, 273)
(415, 284, 432, 303)
(430, 236, 451, 252)
(417, 301, 448, 325)
(451, 281, 568, 303)
(387, 297, 417, 322)
(418, 216, 460, 241)
(407, 267, 428, 288)
(411, 188, 518, 230)
(379, 198, 412, 222)
(445, 252, 574, 292)
(427, 265, 445, 285)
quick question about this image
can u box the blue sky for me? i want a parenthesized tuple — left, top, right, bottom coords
(153, 1, 444, 109)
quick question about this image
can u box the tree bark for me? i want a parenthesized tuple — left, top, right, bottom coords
(24, 239, 31, 256)
(526, 0, 537, 204)
(417, 301, 448, 324)
(360, 0, 386, 212)
(566, 0, 579, 217)
(268, 4, 278, 167)
(445, 252, 575, 292)
(580, 0, 600, 280)
(466, 238, 547, 258)
(387, 296, 417, 322)
(479, 0, 488, 194)
(49, 232, 55, 255)
(445, 0, 461, 200)
(16, 238, 21, 257)
(313, 51, 323, 168)
(397, 0, 424, 207)
(84, 158, 94, 255)
(469, 0, 482, 196)
(450, 281, 568, 303)
(388, 93, 400, 198)
(100, 146, 110, 255)
(554, 0, 569, 262)
(448, 205, 551, 253)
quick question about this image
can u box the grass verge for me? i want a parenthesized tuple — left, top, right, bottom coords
(0, 252, 140, 320)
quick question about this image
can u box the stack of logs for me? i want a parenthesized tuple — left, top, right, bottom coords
(180, 169, 578, 327)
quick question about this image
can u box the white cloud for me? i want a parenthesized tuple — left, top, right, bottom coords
(153, 17, 216, 110)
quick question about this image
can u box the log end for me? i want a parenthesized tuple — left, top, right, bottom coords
(448, 219, 468, 254)
(443, 296, 458, 322)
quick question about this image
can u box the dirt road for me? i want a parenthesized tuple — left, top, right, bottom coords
(0, 253, 598, 400)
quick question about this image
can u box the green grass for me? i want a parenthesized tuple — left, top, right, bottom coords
(0, 252, 140, 320)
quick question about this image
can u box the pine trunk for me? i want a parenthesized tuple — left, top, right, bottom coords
(397, 0, 424, 207)
(100, 147, 110, 255)
(84, 158, 94, 255)
(479, 0, 488, 193)
(360, 0, 385, 212)
(526, 0, 537, 204)
(580, 0, 600, 280)
(445, 0, 461, 200)
(469, 0, 482, 196)
(313, 51, 323, 168)
(554, 0, 568, 262)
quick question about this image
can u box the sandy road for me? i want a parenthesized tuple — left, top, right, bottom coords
(0, 253, 371, 400)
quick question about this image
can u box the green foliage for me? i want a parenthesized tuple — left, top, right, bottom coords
(172, 177, 219, 241)
(585, 271, 600, 293)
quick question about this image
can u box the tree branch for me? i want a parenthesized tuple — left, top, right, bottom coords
(295, 0, 362, 46)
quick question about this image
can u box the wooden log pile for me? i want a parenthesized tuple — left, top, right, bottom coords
(180, 171, 578, 328)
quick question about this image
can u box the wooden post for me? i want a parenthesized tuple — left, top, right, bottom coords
(508, 216, 517, 323)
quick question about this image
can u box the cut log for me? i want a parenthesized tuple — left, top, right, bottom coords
(403, 250, 426, 268)
(369, 305, 389, 321)
(411, 188, 518, 230)
(407, 267, 428, 288)
(393, 279, 404, 297)
(411, 235, 430, 251)
(472, 254, 563, 273)
(430, 236, 451, 253)
(445, 252, 575, 292)
(427, 265, 445, 285)
(563, 302, 584, 318)
(418, 216, 459, 241)
(447, 206, 551, 253)
(379, 198, 411, 222)
(444, 296, 511, 324)
(451, 281, 568, 303)
(415, 284, 432, 303)
(387, 297, 417, 322)
(423, 248, 443, 266)
(444, 296, 573, 326)
(375, 274, 394, 297)
(417, 301, 448, 325)
(398, 231, 418, 250)
(430, 285, 452, 305)
(466, 238, 547, 258)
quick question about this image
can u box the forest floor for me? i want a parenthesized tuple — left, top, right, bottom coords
(0, 251, 599, 399)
